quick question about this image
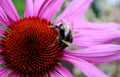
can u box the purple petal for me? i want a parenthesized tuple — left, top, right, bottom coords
(73, 20, 120, 32)
(8, 71, 20, 77)
(73, 29, 120, 47)
(24, 0, 33, 17)
(0, 0, 20, 22)
(62, 54, 109, 77)
(72, 20, 120, 47)
(49, 70, 61, 77)
(0, 58, 4, 65)
(33, 0, 44, 16)
(40, 0, 65, 21)
(64, 44, 120, 64)
(38, 0, 51, 15)
(55, 66, 74, 77)
(55, 0, 93, 23)
(0, 67, 9, 77)
(0, 6, 11, 26)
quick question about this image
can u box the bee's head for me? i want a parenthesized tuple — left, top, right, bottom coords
(49, 22, 71, 36)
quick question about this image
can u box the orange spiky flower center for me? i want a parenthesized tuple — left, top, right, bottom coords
(1, 17, 62, 76)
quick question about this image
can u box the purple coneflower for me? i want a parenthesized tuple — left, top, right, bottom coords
(0, 0, 120, 77)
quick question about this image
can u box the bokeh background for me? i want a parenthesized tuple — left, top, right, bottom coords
(12, 0, 120, 77)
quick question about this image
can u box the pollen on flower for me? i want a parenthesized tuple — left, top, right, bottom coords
(1, 17, 62, 76)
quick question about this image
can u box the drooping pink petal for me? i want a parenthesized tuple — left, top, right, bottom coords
(73, 29, 120, 47)
(24, 0, 33, 17)
(0, 6, 11, 26)
(55, 0, 93, 24)
(55, 66, 75, 77)
(8, 71, 20, 77)
(0, 0, 20, 22)
(38, 0, 51, 15)
(0, 67, 9, 77)
(33, 0, 45, 16)
(0, 58, 4, 65)
(0, 28, 5, 36)
(72, 20, 120, 32)
(64, 44, 120, 64)
(62, 54, 109, 77)
(40, 0, 65, 21)
(49, 70, 61, 77)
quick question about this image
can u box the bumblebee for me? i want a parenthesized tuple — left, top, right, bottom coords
(50, 22, 73, 50)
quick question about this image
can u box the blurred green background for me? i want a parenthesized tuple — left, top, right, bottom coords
(13, 0, 25, 17)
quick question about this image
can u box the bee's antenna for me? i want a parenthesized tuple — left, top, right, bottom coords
(49, 25, 58, 28)
(49, 26, 56, 28)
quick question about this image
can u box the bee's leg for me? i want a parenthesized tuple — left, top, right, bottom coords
(62, 40, 71, 46)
